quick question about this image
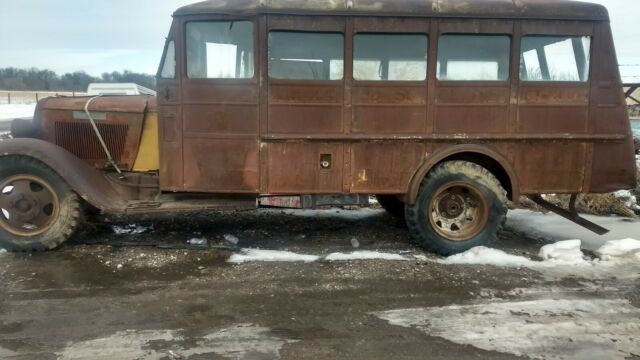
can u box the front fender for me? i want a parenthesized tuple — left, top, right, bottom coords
(0, 138, 128, 214)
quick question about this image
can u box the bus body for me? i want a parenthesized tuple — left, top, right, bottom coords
(0, 0, 636, 254)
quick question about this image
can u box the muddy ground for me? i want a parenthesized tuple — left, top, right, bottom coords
(0, 208, 638, 360)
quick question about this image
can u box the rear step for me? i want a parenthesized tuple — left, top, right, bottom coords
(527, 195, 610, 235)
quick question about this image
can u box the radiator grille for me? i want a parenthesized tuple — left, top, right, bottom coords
(54, 122, 128, 162)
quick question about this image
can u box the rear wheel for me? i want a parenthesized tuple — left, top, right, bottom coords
(0, 156, 81, 251)
(405, 161, 507, 255)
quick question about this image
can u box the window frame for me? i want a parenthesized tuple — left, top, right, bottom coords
(267, 30, 346, 82)
(183, 18, 258, 83)
(518, 34, 593, 84)
(158, 39, 177, 80)
(436, 33, 513, 84)
(352, 32, 429, 83)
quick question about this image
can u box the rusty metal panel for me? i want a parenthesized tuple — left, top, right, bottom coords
(518, 107, 588, 134)
(174, 0, 609, 22)
(182, 81, 259, 103)
(350, 142, 426, 193)
(513, 143, 587, 194)
(435, 106, 509, 134)
(438, 18, 513, 34)
(435, 84, 510, 134)
(589, 143, 636, 193)
(183, 139, 259, 192)
(267, 143, 343, 193)
(183, 104, 258, 135)
(352, 86, 427, 134)
(587, 21, 637, 192)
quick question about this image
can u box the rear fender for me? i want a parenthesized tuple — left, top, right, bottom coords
(0, 138, 128, 214)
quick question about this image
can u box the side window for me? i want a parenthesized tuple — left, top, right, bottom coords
(353, 33, 428, 81)
(437, 35, 511, 81)
(160, 40, 176, 79)
(186, 21, 254, 79)
(520, 36, 591, 82)
(269, 31, 344, 80)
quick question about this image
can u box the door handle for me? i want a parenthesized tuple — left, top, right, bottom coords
(164, 86, 170, 101)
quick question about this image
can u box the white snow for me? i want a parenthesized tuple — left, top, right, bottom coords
(325, 251, 410, 262)
(595, 238, 640, 262)
(58, 329, 178, 360)
(223, 234, 239, 245)
(441, 246, 532, 267)
(507, 209, 640, 251)
(111, 224, 151, 235)
(614, 190, 640, 211)
(188, 238, 207, 246)
(440, 239, 640, 279)
(538, 239, 589, 265)
(228, 249, 320, 264)
(0, 103, 36, 121)
(57, 324, 296, 360)
(375, 298, 640, 360)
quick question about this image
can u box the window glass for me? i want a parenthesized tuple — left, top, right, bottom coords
(160, 40, 176, 79)
(186, 21, 254, 79)
(269, 31, 344, 80)
(437, 35, 511, 81)
(520, 36, 591, 82)
(354, 33, 428, 81)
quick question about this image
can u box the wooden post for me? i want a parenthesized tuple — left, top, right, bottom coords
(7, 93, 10, 104)
(36, 93, 39, 102)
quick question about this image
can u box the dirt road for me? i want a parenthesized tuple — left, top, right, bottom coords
(0, 209, 638, 359)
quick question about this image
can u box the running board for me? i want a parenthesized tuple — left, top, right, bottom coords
(126, 196, 257, 214)
(527, 195, 609, 235)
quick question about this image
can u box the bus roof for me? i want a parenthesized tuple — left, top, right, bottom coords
(174, 0, 609, 21)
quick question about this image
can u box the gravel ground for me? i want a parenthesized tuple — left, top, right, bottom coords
(0, 208, 638, 360)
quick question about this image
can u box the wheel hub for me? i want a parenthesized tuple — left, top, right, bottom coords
(0, 175, 59, 236)
(438, 194, 465, 218)
(429, 182, 489, 242)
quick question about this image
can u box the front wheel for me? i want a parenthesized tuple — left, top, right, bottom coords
(405, 161, 507, 255)
(0, 156, 81, 251)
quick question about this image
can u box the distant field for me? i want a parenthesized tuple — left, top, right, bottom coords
(0, 90, 86, 105)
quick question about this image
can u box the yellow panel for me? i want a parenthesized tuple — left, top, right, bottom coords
(133, 112, 160, 172)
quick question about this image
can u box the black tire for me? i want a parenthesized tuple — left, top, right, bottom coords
(405, 161, 507, 256)
(376, 195, 406, 221)
(0, 156, 81, 251)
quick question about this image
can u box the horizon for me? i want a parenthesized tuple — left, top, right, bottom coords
(0, 0, 639, 81)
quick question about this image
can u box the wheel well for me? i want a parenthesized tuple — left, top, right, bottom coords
(437, 152, 514, 200)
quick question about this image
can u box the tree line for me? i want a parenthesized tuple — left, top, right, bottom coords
(0, 68, 156, 93)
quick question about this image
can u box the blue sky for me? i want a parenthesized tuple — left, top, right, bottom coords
(0, 0, 638, 80)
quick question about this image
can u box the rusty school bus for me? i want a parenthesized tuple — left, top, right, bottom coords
(0, 0, 636, 254)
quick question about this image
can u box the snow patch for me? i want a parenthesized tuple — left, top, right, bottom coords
(441, 246, 532, 267)
(375, 299, 640, 360)
(595, 238, 640, 262)
(0, 103, 36, 121)
(440, 239, 640, 279)
(57, 324, 295, 360)
(538, 239, 589, 265)
(228, 248, 428, 263)
(112, 224, 151, 235)
(183, 323, 298, 359)
(58, 329, 178, 360)
(506, 209, 640, 251)
(325, 251, 410, 262)
(228, 249, 320, 264)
